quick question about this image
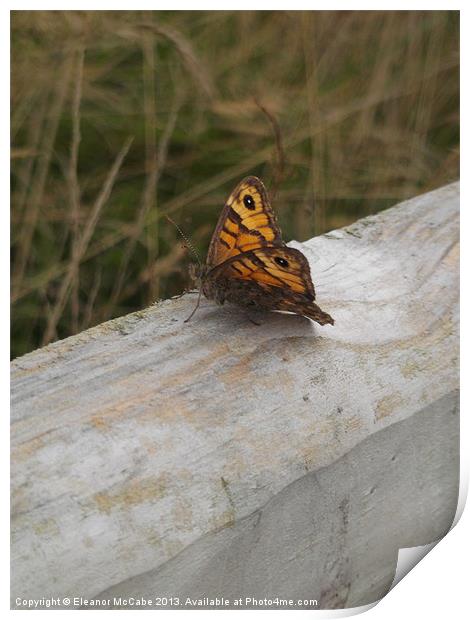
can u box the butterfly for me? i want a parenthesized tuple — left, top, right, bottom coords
(187, 176, 334, 326)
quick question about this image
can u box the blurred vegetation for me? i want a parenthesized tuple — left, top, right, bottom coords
(11, 10, 459, 358)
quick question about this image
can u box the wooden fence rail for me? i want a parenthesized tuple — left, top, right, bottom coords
(11, 182, 459, 609)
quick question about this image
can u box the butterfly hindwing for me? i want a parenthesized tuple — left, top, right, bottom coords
(207, 246, 334, 326)
(207, 176, 283, 268)
(217, 246, 316, 298)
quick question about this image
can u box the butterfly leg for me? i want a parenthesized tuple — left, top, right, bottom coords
(172, 287, 200, 300)
(245, 313, 261, 326)
(184, 287, 203, 322)
(242, 305, 263, 326)
(172, 289, 199, 300)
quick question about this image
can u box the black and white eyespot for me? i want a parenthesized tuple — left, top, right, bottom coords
(243, 194, 256, 210)
(274, 256, 289, 268)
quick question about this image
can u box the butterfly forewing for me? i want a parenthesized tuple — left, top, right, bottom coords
(207, 176, 283, 268)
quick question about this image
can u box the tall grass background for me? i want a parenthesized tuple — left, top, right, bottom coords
(11, 10, 459, 358)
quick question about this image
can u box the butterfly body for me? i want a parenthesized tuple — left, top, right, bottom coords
(190, 177, 334, 326)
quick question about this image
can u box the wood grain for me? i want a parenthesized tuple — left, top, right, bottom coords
(11, 182, 459, 607)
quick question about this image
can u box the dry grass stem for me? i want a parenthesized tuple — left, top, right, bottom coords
(12, 55, 73, 295)
(69, 48, 85, 333)
(42, 136, 133, 344)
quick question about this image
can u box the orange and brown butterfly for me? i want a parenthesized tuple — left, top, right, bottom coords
(187, 176, 334, 326)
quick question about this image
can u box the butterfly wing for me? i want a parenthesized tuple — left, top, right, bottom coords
(208, 246, 334, 326)
(200, 176, 334, 326)
(207, 176, 283, 268)
(219, 246, 315, 296)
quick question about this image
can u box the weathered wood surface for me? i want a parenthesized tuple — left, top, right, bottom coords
(11, 183, 459, 609)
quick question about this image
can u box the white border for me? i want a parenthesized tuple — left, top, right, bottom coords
(6, 5, 465, 619)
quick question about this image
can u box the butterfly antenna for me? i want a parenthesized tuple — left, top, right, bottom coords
(165, 215, 202, 268)
(166, 215, 205, 322)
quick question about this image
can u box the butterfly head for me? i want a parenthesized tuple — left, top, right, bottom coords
(188, 262, 208, 287)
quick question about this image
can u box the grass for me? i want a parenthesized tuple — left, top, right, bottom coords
(11, 10, 459, 358)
